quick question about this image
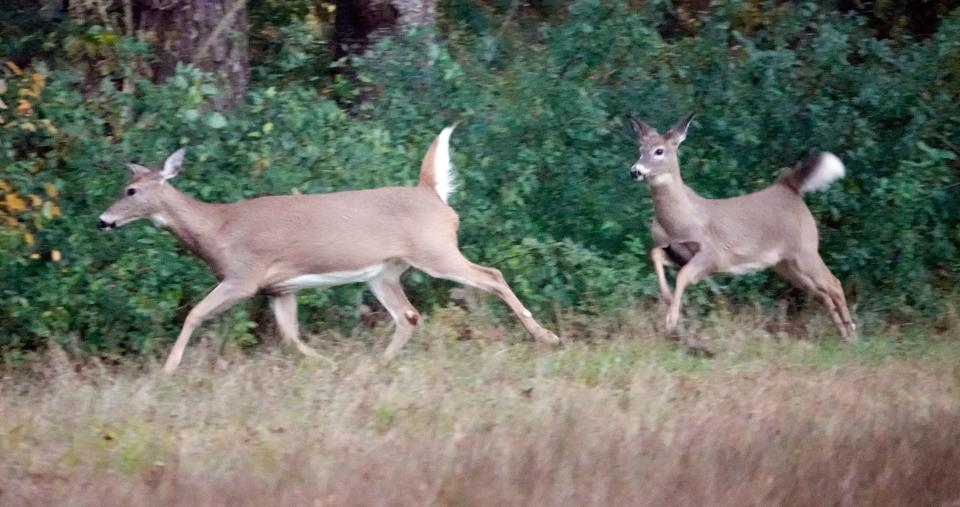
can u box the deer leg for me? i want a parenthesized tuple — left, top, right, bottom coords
(367, 264, 420, 362)
(163, 280, 257, 373)
(651, 247, 675, 304)
(269, 294, 323, 359)
(777, 254, 856, 341)
(665, 253, 713, 333)
(408, 252, 561, 345)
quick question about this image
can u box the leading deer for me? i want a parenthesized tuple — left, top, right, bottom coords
(628, 114, 857, 341)
(98, 126, 561, 373)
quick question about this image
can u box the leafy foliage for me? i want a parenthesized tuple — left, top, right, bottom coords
(1, 1, 958, 355)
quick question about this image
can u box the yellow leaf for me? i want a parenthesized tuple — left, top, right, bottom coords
(4, 61, 22, 76)
(0, 78, 6, 94)
(50, 204, 61, 217)
(23, 232, 34, 246)
(40, 118, 57, 134)
(30, 73, 45, 93)
(51, 249, 61, 262)
(30, 253, 40, 259)
(15, 99, 31, 117)
(0, 179, 11, 193)
(19, 122, 35, 132)
(28, 194, 41, 207)
(4, 193, 26, 213)
(43, 182, 58, 198)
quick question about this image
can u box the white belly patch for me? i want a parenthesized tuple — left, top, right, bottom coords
(725, 261, 769, 275)
(725, 251, 781, 275)
(275, 264, 386, 291)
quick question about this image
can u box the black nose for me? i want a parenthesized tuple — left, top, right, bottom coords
(97, 219, 113, 230)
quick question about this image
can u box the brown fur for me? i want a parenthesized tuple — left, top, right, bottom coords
(99, 129, 560, 372)
(629, 114, 857, 340)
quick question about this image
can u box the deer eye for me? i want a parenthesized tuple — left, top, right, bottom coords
(126, 188, 137, 197)
(655, 148, 665, 156)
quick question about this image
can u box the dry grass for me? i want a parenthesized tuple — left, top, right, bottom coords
(2, 305, 960, 506)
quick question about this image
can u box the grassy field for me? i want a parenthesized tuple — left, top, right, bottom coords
(2, 305, 960, 506)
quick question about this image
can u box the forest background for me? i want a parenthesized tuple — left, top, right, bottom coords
(1, 0, 959, 357)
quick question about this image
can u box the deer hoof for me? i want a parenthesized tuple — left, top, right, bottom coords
(538, 331, 562, 346)
(665, 314, 679, 332)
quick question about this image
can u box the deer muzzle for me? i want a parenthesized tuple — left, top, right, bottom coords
(96, 218, 116, 230)
(630, 162, 649, 181)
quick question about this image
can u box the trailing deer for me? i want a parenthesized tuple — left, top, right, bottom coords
(627, 114, 857, 341)
(97, 126, 561, 372)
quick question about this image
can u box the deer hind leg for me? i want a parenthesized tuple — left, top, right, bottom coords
(269, 293, 323, 359)
(163, 280, 258, 373)
(777, 254, 856, 341)
(665, 251, 713, 333)
(407, 252, 561, 345)
(367, 262, 420, 362)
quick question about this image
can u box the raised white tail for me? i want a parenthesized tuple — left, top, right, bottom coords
(779, 152, 846, 194)
(419, 125, 457, 203)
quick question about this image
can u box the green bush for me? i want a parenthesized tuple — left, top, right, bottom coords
(1, 1, 958, 356)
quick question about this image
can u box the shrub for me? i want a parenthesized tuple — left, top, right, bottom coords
(1, 1, 958, 356)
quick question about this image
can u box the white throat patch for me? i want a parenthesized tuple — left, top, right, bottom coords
(150, 214, 169, 227)
(651, 173, 673, 186)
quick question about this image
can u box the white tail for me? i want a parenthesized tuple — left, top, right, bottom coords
(628, 114, 857, 341)
(800, 152, 845, 193)
(98, 126, 560, 373)
(419, 125, 457, 203)
(776, 151, 846, 194)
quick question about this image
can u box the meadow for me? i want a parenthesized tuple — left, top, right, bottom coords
(4, 304, 960, 506)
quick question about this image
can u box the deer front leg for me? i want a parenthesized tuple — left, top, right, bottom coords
(270, 294, 325, 359)
(665, 252, 713, 333)
(650, 247, 675, 305)
(163, 280, 257, 373)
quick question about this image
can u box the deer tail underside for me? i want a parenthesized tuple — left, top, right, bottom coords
(418, 125, 457, 204)
(778, 152, 846, 194)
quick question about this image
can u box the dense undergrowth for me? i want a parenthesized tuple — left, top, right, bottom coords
(1, 1, 959, 356)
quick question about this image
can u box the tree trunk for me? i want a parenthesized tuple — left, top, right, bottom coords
(134, 0, 249, 108)
(332, 0, 435, 61)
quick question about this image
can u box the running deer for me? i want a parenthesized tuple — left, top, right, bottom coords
(628, 114, 857, 340)
(97, 127, 561, 372)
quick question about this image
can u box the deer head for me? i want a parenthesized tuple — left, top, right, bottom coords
(628, 113, 694, 184)
(97, 148, 186, 230)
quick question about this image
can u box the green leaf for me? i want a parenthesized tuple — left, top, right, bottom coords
(206, 112, 227, 129)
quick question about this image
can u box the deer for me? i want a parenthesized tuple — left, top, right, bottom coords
(97, 126, 561, 373)
(627, 113, 857, 341)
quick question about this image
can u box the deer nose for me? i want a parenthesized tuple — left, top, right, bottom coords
(97, 219, 114, 230)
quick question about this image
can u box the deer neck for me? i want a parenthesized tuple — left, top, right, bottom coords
(648, 167, 702, 237)
(155, 185, 224, 266)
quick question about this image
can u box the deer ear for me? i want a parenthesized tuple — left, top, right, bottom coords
(667, 113, 696, 145)
(628, 115, 653, 139)
(126, 163, 151, 175)
(160, 148, 186, 181)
